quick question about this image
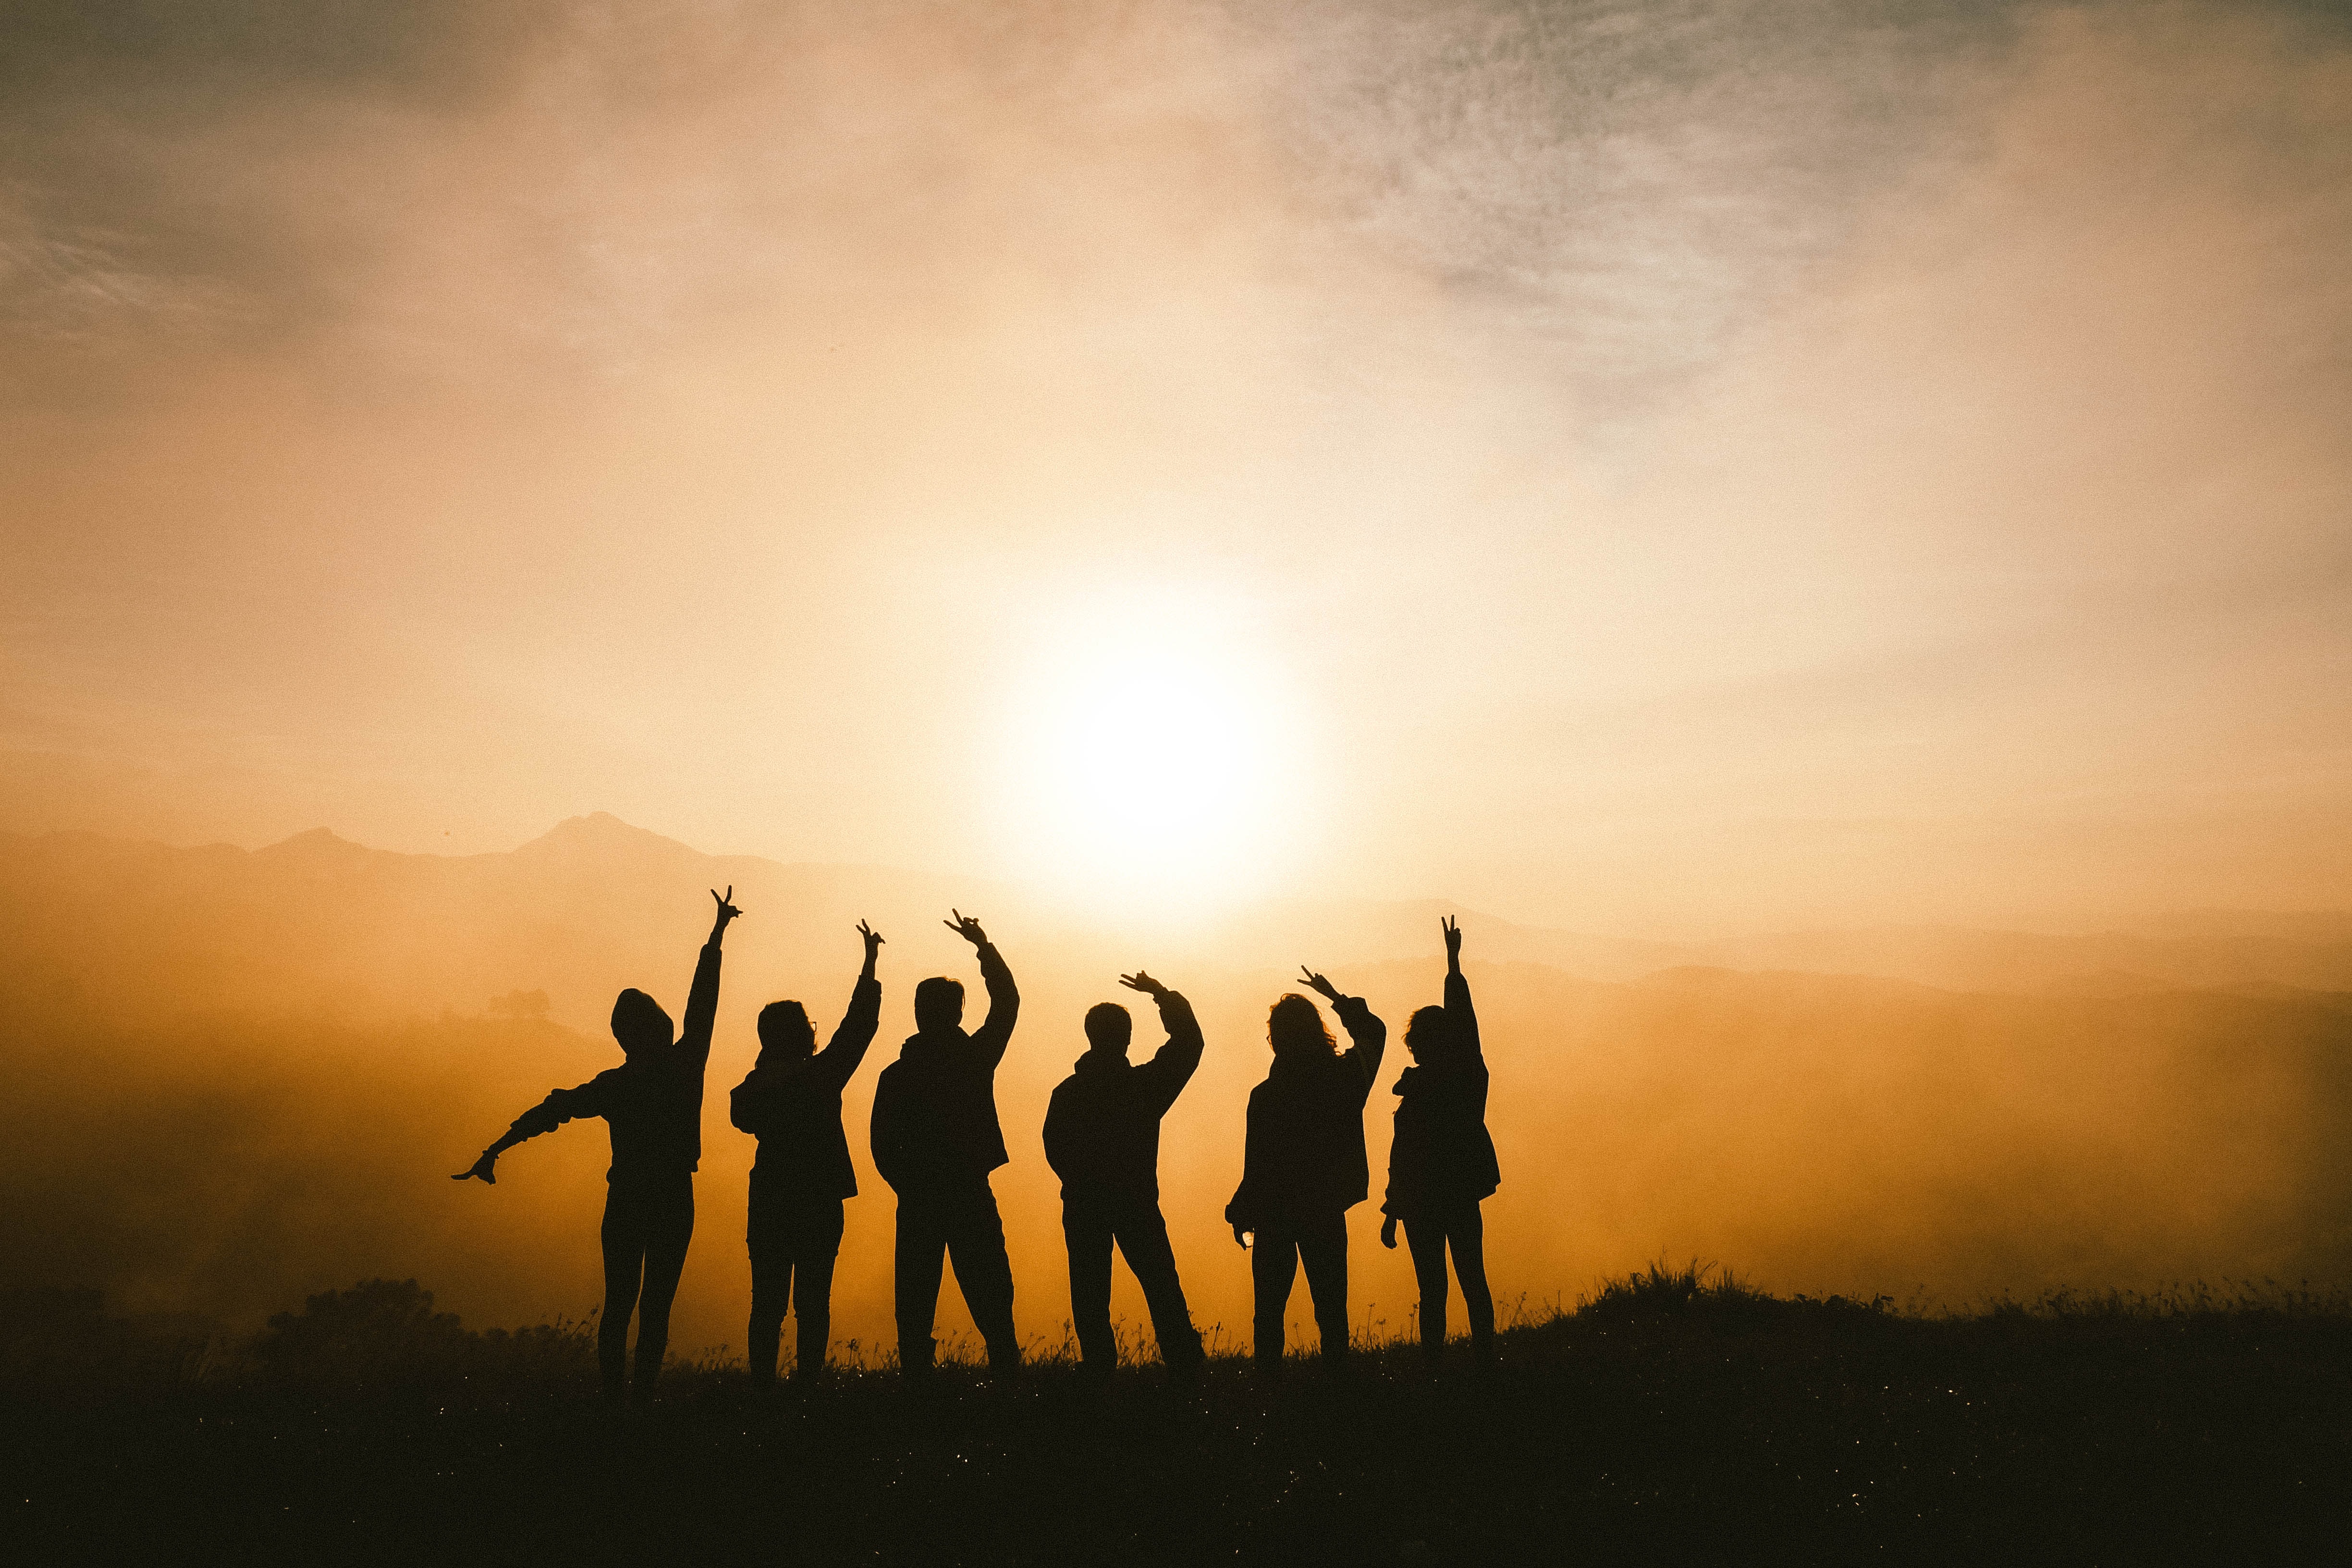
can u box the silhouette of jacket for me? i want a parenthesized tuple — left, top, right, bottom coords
(1383, 969, 1500, 1216)
(730, 975, 882, 1200)
(870, 943, 1019, 1194)
(1225, 995, 1385, 1229)
(1045, 989, 1208, 1372)
(1043, 991, 1203, 1202)
(507, 938, 723, 1182)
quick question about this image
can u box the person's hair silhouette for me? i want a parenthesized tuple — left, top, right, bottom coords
(869, 911, 1023, 1379)
(1225, 967, 1385, 1375)
(454, 887, 741, 1405)
(1042, 970, 1208, 1383)
(1379, 916, 1500, 1367)
(730, 920, 884, 1387)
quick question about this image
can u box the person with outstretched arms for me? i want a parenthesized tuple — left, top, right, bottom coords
(454, 887, 741, 1405)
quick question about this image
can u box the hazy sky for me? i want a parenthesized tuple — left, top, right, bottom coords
(4, 0, 2349, 934)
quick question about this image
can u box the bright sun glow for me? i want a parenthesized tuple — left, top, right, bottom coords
(1004, 598, 1304, 910)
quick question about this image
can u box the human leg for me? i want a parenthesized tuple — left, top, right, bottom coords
(894, 1194, 948, 1374)
(789, 1199, 845, 1381)
(1062, 1193, 1117, 1373)
(1402, 1212, 1451, 1362)
(1250, 1225, 1300, 1369)
(630, 1176, 696, 1401)
(1297, 1209, 1351, 1366)
(1448, 1201, 1495, 1357)
(1115, 1200, 1201, 1370)
(944, 1183, 1019, 1371)
(598, 1186, 649, 1400)
(746, 1184, 792, 1385)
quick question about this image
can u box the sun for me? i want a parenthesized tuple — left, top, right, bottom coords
(1003, 604, 1301, 909)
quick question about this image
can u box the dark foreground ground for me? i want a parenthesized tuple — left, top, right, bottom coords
(6, 1267, 2348, 1566)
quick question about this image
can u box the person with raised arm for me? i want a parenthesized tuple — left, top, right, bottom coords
(1042, 969, 1208, 1384)
(869, 910, 1023, 1380)
(454, 887, 741, 1405)
(1225, 967, 1385, 1376)
(730, 919, 885, 1388)
(1380, 915, 1500, 1368)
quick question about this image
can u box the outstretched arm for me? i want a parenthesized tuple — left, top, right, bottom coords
(1119, 970, 1203, 1109)
(677, 887, 742, 1070)
(818, 921, 885, 1089)
(1442, 914, 1481, 1058)
(948, 910, 1020, 1068)
(452, 1078, 610, 1183)
(1301, 966, 1385, 1097)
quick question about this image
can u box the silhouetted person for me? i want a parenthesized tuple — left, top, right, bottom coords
(1042, 971, 1207, 1382)
(454, 887, 741, 1405)
(1379, 916, 1499, 1367)
(1225, 969, 1385, 1374)
(730, 920, 884, 1387)
(870, 910, 1021, 1378)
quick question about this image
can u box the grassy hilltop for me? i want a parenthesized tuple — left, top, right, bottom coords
(7, 1264, 2349, 1566)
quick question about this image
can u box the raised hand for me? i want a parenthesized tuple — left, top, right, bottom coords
(710, 885, 744, 933)
(943, 909, 989, 948)
(1381, 1214, 1399, 1250)
(1297, 966, 1341, 1004)
(451, 1150, 499, 1185)
(858, 919, 884, 959)
(1442, 914, 1463, 964)
(1117, 969, 1168, 999)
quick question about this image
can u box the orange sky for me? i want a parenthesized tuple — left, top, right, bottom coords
(4, 0, 2349, 937)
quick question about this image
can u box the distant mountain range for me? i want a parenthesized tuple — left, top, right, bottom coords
(4, 813, 2344, 1032)
(5, 812, 2348, 1339)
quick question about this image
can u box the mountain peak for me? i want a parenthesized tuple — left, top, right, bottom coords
(255, 827, 369, 858)
(515, 813, 706, 862)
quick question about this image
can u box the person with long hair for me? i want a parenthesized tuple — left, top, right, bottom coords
(453, 887, 741, 1405)
(1379, 915, 1499, 1366)
(1225, 968, 1385, 1374)
(729, 920, 884, 1387)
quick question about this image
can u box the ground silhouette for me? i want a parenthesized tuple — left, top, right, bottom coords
(7, 1265, 2349, 1565)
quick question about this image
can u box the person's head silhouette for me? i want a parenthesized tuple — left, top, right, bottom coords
(1404, 1004, 1452, 1062)
(610, 988, 674, 1060)
(914, 975, 966, 1035)
(756, 1000, 816, 1066)
(1084, 1002, 1133, 1057)
(1267, 993, 1335, 1060)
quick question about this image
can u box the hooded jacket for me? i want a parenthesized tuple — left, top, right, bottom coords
(1225, 994, 1385, 1229)
(869, 942, 1019, 1194)
(1042, 990, 1203, 1202)
(506, 938, 723, 1185)
(729, 973, 882, 1202)
(1382, 968, 1500, 1217)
